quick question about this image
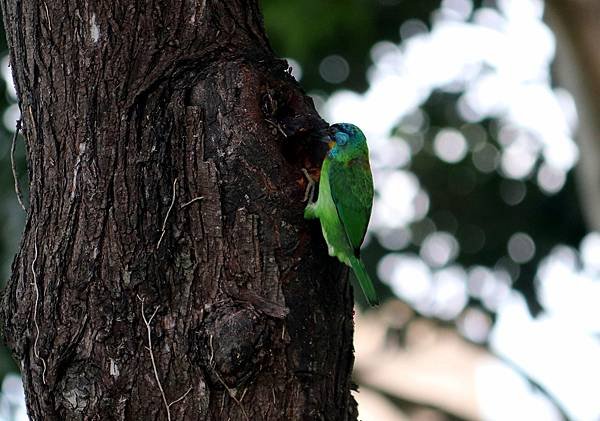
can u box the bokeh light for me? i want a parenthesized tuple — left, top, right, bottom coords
(319, 54, 350, 84)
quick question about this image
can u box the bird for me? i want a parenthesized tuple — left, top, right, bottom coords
(303, 123, 379, 306)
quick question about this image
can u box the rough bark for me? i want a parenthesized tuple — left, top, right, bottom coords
(0, 1, 357, 420)
(545, 0, 600, 231)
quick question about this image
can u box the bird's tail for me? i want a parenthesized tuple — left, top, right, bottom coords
(349, 256, 379, 306)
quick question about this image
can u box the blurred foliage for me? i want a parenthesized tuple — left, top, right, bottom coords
(264, 0, 587, 316)
(396, 92, 586, 314)
(263, 0, 443, 92)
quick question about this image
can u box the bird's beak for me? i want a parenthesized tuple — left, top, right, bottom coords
(316, 126, 336, 149)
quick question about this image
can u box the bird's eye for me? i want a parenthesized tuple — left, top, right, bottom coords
(335, 132, 349, 146)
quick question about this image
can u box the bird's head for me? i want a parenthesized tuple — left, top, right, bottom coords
(324, 123, 367, 150)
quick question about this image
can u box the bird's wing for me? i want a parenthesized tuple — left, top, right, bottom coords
(328, 156, 374, 254)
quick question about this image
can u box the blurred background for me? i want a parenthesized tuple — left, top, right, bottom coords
(0, 0, 599, 419)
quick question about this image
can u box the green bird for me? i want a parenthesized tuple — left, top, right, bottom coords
(304, 123, 379, 306)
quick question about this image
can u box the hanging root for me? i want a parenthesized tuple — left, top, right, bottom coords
(11, 119, 26, 212)
(156, 178, 178, 250)
(138, 296, 192, 421)
(31, 227, 47, 384)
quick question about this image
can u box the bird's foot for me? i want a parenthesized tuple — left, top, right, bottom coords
(301, 168, 316, 203)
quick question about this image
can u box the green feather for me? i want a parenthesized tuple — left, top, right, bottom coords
(349, 256, 379, 306)
(328, 156, 373, 252)
(304, 123, 379, 306)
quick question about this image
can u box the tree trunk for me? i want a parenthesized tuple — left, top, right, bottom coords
(0, 1, 357, 420)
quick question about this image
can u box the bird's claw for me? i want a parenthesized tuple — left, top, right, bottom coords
(302, 168, 316, 203)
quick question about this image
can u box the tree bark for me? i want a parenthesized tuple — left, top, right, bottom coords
(0, 1, 357, 420)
